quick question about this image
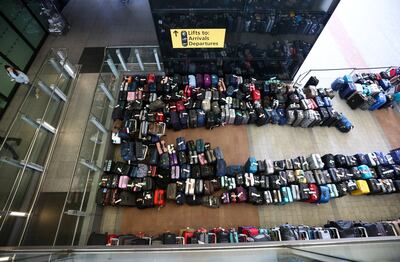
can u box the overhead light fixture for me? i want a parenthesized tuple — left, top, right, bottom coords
(9, 212, 29, 217)
(0, 257, 11, 261)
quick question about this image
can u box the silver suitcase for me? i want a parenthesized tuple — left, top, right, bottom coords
(228, 108, 235, 124)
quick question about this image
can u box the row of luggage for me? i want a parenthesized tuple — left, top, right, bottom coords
(97, 175, 400, 208)
(113, 74, 351, 136)
(331, 67, 400, 110)
(87, 219, 399, 245)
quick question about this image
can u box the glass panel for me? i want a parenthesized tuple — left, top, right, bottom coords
(0, 57, 17, 97)
(25, 0, 49, 28)
(0, 0, 46, 48)
(27, 128, 53, 166)
(0, 164, 22, 211)
(150, 0, 339, 80)
(0, 16, 34, 70)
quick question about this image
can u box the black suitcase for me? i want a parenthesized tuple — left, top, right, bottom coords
(318, 107, 330, 126)
(367, 179, 383, 194)
(170, 111, 182, 131)
(335, 154, 347, 167)
(179, 111, 189, 129)
(255, 107, 267, 126)
(87, 232, 107, 245)
(322, 154, 336, 168)
(136, 191, 154, 209)
(304, 76, 319, 87)
(326, 107, 341, 127)
(206, 111, 216, 129)
(299, 184, 309, 200)
(189, 109, 197, 128)
(118, 191, 137, 207)
(347, 92, 367, 109)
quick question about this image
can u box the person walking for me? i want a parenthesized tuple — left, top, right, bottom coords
(4, 65, 30, 84)
(4, 65, 39, 98)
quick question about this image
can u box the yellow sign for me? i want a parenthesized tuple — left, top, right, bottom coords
(170, 28, 226, 48)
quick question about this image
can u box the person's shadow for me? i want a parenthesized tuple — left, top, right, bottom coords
(0, 136, 21, 160)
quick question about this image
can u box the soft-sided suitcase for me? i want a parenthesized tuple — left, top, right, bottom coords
(347, 92, 368, 109)
(339, 83, 356, 99)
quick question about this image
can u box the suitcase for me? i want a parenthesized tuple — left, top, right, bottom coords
(228, 109, 235, 124)
(263, 190, 273, 204)
(154, 189, 166, 206)
(286, 110, 296, 125)
(367, 179, 383, 194)
(339, 83, 357, 99)
(179, 111, 189, 129)
(196, 109, 206, 127)
(306, 184, 319, 203)
(351, 180, 370, 195)
(185, 178, 195, 195)
(188, 110, 197, 128)
(292, 110, 304, 127)
(246, 157, 258, 173)
(248, 186, 263, 205)
(317, 185, 330, 203)
(369, 92, 387, 111)
(255, 107, 267, 126)
(347, 92, 367, 109)
(236, 186, 248, 202)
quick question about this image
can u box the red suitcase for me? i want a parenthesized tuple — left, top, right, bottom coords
(154, 189, 166, 206)
(147, 73, 155, 84)
(252, 89, 261, 102)
(306, 184, 319, 203)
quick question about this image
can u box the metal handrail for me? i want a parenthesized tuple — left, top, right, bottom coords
(293, 65, 396, 87)
(1, 236, 399, 253)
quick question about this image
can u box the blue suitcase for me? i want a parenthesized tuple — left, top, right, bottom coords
(287, 187, 293, 203)
(331, 77, 345, 91)
(323, 97, 332, 107)
(343, 75, 353, 84)
(270, 109, 280, 124)
(196, 109, 206, 127)
(369, 93, 387, 111)
(317, 185, 330, 204)
(227, 165, 243, 176)
(176, 137, 186, 151)
(280, 187, 290, 204)
(276, 109, 287, 125)
(339, 83, 356, 99)
(246, 157, 258, 174)
(211, 74, 219, 87)
(315, 96, 325, 107)
(378, 79, 392, 91)
(390, 149, 400, 164)
(216, 159, 227, 177)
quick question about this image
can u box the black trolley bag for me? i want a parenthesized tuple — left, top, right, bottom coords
(189, 109, 198, 128)
(117, 191, 137, 207)
(318, 107, 330, 126)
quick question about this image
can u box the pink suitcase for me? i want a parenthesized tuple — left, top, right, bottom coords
(118, 175, 130, 189)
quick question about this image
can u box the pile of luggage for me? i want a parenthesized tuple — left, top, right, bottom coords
(111, 73, 353, 144)
(331, 67, 400, 110)
(97, 131, 400, 208)
(88, 219, 399, 245)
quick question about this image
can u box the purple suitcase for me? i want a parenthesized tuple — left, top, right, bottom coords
(204, 74, 211, 88)
(221, 192, 230, 204)
(196, 74, 204, 88)
(236, 186, 248, 203)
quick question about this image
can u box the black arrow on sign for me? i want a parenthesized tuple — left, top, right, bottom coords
(173, 30, 178, 37)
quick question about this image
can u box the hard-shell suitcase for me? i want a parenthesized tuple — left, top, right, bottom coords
(292, 110, 304, 127)
(351, 180, 370, 195)
(197, 109, 206, 127)
(236, 186, 248, 202)
(286, 110, 296, 125)
(179, 111, 189, 129)
(369, 92, 387, 111)
(228, 109, 235, 124)
(246, 157, 258, 173)
(317, 185, 330, 204)
(189, 110, 198, 128)
(306, 184, 319, 203)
